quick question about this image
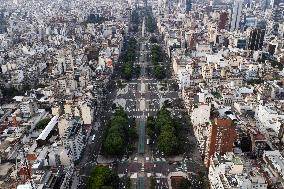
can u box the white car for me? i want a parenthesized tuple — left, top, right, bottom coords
(92, 134, 96, 142)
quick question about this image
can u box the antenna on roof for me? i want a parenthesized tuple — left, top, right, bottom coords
(23, 156, 35, 189)
(19, 148, 35, 189)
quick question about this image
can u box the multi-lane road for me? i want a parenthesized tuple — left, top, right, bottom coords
(77, 11, 203, 189)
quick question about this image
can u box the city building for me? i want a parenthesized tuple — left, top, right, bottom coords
(262, 151, 284, 188)
(62, 118, 85, 161)
(206, 118, 236, 167)
(230, 0, 243, 31)
(247, 28, 266, 51)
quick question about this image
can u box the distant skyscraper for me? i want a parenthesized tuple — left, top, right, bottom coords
(142, 17, 145, 37)
(248, 28, 265, 51)
(230, 0, 243, 31)
(158, 0, 165, 13)
(271, 0, 280, 8)
(272, 7, 283, 22)
(261, 0, 270, 10)
(218, 11, 228, 30)
(144, 0, 147, 7)
(186, 0, 192, 12)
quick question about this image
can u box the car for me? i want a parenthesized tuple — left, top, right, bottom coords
(92, 134, 96, 142)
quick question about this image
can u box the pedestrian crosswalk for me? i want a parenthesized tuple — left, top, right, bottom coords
(133, 115, 140, 118)
(125, 109, 159, 112)
(132, 115, 158, 118)
(153, 157, 166, 162)
(141, 163, 144, 172)
(145, 109, 158, 112)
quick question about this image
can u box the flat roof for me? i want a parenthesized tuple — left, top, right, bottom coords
(0, 162, 14, 176)
(232, 156, 242, 165)
(17, 183, 32, 189)
(13, 96, 24, 102)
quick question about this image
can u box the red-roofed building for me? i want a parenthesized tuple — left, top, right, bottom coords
(254, 132, 266, 141)
(206, 118, 236, 167)
(26, 154, 37, 162)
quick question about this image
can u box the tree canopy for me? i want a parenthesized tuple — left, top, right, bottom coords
(103, 107, 137, 156)
(121, 38, 138, 80)
(87, 165, 119, 189)
(153, 65, 165, 80)
(178, 178, 192, 189)
(35, 118, 51, 130)
(150, 45, 166, 80)
(147, 108, 180, 156)
(130, 9, 140, 33)
(145, 8, 157, 33)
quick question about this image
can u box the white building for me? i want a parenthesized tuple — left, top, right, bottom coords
(255, 104, 284, 136)
(11, 69, 24, 83)
(209, 153, 267, 189)
(62, 119, 85, 161)
(79, 101, 94, 125)
(191, 104, 212, 158)
(177, 68, 191, 89)
(58, 114, 73, 138)
(263, 150, 284, 187)
(19, 99, 38, 118)
(191, 103, 211, 126)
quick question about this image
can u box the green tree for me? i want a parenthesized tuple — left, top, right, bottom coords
(121, 37, 137, 80)
(127, 143, 136, 153)
(101, 187, 113, 189)
(35, 118, 51, 130)
(150, 176, 156, 189)
(194, 171, 209, 189)
(114, 107, 128, 119)
(156, 109, 172, 132)
(125, 177, 131, 189)
(158, 130, 179, 156)
(150, 36, 158, 43)
(104, 131, 125, 155)
(151, 45, 163, 63)
(153, 65, 165, 80)
(179, 178, 192, 189)
(146, 13, 157, 33)
(122, 62, 133, 80)
(103, 107, 136, 156)
(146, 116, 156, 139)
(129, 127, 138, 140)
(111, 116, 128, 131)
(135, 65, 141, 77)
(87, 165, 119, 189)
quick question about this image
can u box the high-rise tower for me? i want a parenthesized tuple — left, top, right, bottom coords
(230, 0, 243, 31)
(218, 11, 229, 30)
(247, 28, 265, 51)
(186, 0, 192, 13)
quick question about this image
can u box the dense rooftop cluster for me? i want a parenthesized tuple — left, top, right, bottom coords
(1, 0, 284, 188)
(151, 0, 284, 188)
